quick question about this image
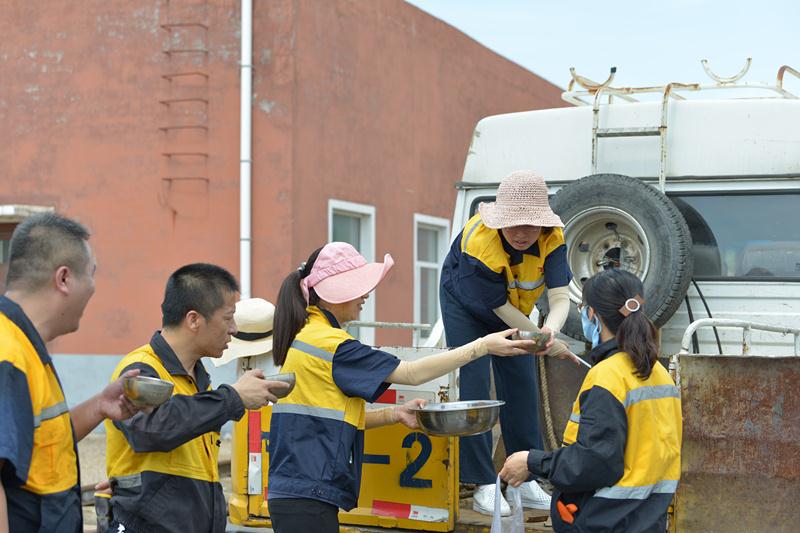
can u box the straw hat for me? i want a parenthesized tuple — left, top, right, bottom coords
(478, 170, 563, 229)
(213, 298, 275, 367)
(301, 242, 394, 304)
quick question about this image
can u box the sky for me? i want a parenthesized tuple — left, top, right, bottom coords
(405, 0, 799, 95)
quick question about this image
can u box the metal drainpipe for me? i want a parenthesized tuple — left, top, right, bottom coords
(240, 0, 253, 299)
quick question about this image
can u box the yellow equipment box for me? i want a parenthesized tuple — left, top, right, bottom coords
(229, 399, 459, 531)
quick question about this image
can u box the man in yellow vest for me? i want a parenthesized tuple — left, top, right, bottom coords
(104, 263, 287, 533)
(0, 213, 139, 533)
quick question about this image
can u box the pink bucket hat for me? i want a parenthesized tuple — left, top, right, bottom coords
(301, 242, 394, 304)
(478, 170, 564, 229)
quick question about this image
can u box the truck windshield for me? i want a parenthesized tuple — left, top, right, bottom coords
(671, 192, 800, 281)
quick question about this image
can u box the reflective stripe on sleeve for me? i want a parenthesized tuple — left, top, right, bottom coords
(624, 385, 680, 408)
(271, 403, 346, 421)
(595, 479, 679, 500)
(461, 219, 482, 251)
(290, 340, 334, 362)
(32, 400, 69, 428)
(508, 278, 545, 291)
(568, 412, 580, 424)
(112, 473, 143, 489)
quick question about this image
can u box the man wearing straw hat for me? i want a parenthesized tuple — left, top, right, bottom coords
(440, 170, 580, 516)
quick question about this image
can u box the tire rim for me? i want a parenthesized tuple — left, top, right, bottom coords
(563, 207, 651, 302)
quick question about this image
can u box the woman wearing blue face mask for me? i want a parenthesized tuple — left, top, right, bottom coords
(580, 299, 604, 347)
(499, 268, 683, 533)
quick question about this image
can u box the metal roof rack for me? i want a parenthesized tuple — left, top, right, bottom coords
(560, 59, 800, 192)
(562, 59, 799, 106)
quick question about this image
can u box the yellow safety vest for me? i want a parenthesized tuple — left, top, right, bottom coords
(105, 345, 220, 484)
(268, 306, 369, 510)
(461, 213, 566, 315)
(278, 306, 365, 429)
(563, 351, 682, 497)
(0, 313, 77, 495)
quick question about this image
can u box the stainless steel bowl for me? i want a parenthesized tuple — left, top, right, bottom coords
(410, 400, 505, 437)
(516, 330, 551, 352)
(264, 372, 296, 399)
(123, 376, 174, 408)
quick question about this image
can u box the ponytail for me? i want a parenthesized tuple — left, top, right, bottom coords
(583, 268, 659, 379)
(273, 247, 323, 366)
(617, 311, 658, 379)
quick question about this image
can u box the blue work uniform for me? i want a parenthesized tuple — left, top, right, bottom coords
(105, 332, 245, 533)
(527, 339, 682, 532)
(268, 306, 401, 511)
(0, 296, 82, 533)
(439, 213, 571, 484)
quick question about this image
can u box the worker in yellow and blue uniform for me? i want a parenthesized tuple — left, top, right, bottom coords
(0, 213, 138, 533)
(500, 268, 682, 532)
(104, 264, 288, 533)
(440, 170, 581, 515)
(267, 242, 541, 533)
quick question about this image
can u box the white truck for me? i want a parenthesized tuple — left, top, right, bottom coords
(430, 59, 800, 533)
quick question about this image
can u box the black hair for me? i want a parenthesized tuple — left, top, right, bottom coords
(6, 213, 91, 291)
(582, 268, 659, 379)
(272, 247, 324, 366)
(161, 263, 239, 327)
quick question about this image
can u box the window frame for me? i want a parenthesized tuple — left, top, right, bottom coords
(0, 205, 53, 293)
(327, 199, 377, 345)
(668, 189, 800, 283)
(413, 213, 450, 345)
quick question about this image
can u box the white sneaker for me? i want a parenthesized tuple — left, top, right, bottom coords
(519, 480, 552, 510)
(472, 483, 511, 516)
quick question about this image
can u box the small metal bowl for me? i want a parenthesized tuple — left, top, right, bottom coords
(410, 400, 505, 437)
(516, 330, 551, 352)
(264, 372, 296, 399)
(123, 376, 174, 408)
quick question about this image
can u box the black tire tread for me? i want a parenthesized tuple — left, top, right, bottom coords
(542, 174, 693, 338)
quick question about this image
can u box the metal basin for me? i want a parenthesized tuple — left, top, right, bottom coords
(410, 400, 504, 437)
(123, 376, 174, 408)
(264, 372, 296, 399)
(516, 330, 551, 352)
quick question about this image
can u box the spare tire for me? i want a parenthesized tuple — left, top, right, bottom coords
(538, 174, 693, 342)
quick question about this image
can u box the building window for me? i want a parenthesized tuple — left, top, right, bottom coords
(0, 206, 54, 293)
(328, 199, 376, 345)
(414, 214, 450, 345)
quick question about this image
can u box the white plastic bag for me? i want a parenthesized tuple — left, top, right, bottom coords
(490, 475, 525, 533)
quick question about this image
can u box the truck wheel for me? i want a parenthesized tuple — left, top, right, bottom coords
(537, 174, 693, 342)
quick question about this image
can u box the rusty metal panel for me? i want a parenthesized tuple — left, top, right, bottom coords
(676, 354, 800, 532)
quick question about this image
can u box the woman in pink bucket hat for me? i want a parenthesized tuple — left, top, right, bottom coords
(265, 241, 541, 533)
(439, 170, 581, 516)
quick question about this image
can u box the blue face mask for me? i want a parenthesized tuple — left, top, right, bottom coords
(581, 307, 602, 347)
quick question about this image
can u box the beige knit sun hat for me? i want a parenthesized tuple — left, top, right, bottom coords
(478, 170, 564, 229)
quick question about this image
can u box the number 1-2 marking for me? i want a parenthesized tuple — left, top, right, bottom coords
(399, 432, 433, 488)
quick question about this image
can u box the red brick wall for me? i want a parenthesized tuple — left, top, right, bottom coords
(0, 0, 565, 354)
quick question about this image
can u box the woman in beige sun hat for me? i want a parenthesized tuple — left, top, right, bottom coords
(214, 297, 276, 367)
(439, 169, 581, 517)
